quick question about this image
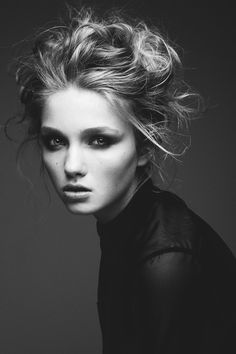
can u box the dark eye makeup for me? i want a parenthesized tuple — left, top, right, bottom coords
(40, 129, 119, 151)
(88, 135, 115, 148)
(40, 133, 66, 150)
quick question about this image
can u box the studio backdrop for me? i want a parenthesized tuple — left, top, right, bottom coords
(0, 1, 235, 353)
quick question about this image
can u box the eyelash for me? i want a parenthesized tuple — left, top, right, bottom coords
(41, 135, 113, 150)
(41, 135, 65, 150)
(89, 136, 112, 147)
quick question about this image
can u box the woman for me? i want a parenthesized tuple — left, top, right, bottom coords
(11, 7, 236, 354)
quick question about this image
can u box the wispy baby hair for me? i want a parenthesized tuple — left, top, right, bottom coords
(14, 6, 200, 182)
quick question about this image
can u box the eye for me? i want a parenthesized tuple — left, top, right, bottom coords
(50, 137, 62, 146)
(40, 134, 66, 150)
(89, 136, 112, 147)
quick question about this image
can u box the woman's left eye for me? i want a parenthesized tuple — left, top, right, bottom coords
(90, 136, 111, 147)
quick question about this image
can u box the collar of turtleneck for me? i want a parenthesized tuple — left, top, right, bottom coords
(96, 178, 160, 254)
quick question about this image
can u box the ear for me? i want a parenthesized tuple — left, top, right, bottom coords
(137, 147, 152, 167)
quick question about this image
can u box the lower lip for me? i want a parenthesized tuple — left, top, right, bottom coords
(63, 190, 91, 201)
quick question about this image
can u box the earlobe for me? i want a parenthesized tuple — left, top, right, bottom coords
(137, 153, 150, 167)
(137, 144, 154, 166)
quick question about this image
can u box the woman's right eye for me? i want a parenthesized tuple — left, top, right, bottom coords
(41, 135, 65, 150)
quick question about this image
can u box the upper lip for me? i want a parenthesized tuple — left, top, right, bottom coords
(63, 184, 91, 192)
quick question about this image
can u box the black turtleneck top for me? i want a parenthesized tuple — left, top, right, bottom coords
(96, 179, 236, 354)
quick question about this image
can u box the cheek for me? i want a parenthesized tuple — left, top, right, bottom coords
(93, 144, 138, 182)
(42, 153, 62, 182)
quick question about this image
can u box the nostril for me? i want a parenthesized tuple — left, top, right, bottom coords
(64, 161, 87, 177)
(65, 169, 86, 177)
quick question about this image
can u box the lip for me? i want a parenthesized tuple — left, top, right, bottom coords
(62, 184, 91, 202)
(63, 190, 91, 201)
(63, 184, 91, 192)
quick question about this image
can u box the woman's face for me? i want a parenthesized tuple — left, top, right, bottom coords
(40, 86, 147, 222)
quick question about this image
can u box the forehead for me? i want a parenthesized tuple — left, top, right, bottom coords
(41, 86, 133, 134)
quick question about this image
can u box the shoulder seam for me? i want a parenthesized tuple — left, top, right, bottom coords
(138, 247, 199, 265)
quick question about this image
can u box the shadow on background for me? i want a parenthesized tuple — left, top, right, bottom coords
(0, 1, 235, 353)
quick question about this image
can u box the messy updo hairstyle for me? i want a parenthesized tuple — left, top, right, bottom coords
(12, 6, 200, 185)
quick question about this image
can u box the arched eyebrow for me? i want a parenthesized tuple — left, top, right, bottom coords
(40, 127, 63, 135)
(40, 126, 123, 136)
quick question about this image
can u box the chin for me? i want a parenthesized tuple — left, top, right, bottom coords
(64, 201, 98, 216)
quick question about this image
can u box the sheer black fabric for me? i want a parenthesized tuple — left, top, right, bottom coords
(96, 179, 236, 354)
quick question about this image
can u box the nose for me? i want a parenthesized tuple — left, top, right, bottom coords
(64, 145, 87, 178)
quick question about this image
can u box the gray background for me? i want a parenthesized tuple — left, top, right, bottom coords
(1, 0, 235, 353)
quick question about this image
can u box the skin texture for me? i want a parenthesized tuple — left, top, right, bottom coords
(40, 85, 148, 223)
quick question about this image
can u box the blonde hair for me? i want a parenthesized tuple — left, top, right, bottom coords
(13, 7, 200, 184)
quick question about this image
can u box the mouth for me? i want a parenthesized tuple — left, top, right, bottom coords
(63, 184, 91, 192)
(62, 185, 91, 201)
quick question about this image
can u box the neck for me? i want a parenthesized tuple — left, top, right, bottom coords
(94, 175, 151, 224)
(94, 181, 139, 224)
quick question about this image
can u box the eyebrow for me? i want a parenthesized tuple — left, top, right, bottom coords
(40, 126, 122, 135)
